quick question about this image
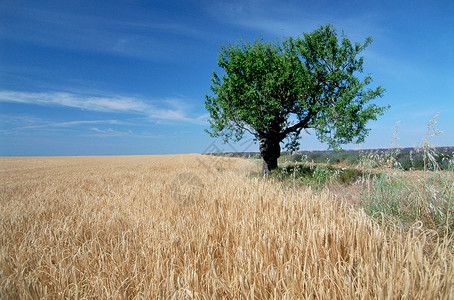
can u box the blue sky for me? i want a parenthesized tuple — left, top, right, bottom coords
(1, 0, 453, 156)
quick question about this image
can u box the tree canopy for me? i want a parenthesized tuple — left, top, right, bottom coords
(205, 24, 388, 174)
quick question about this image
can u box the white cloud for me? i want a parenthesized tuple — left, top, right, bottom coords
(86, 127, 162, 138)
(0, 90, 207, 124)
(0, 90, 147, 112)
(16, 120, 120, 130)
(87, 127, 131, 137)
(0, 116, 123, 135)
(0, 114, 167, 139)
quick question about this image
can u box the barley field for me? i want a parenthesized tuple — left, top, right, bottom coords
(1, 154, 453, 299)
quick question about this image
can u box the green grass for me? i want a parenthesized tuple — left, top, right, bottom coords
(360, 168, 454, 236)
(263, 163, 365, 190)
(355, 119, 454, 237)
(266, 143, 454, 238)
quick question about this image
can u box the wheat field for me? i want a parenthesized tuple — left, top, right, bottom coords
(1, 154, 453, 299)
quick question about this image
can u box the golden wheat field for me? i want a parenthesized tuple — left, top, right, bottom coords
(1, 154, 453, 299)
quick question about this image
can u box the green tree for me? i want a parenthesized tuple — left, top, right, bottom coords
(205, 24, 388, 175)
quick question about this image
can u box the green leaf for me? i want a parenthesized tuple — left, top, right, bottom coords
(205, 24, 388, 152)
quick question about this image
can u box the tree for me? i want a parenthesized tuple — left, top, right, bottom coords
(205, 24, 388, 176)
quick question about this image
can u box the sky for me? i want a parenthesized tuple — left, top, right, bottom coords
(1, 0, 453, 156)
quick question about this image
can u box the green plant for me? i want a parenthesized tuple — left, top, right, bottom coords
(266, 162, 365, 191)
(360, 114, 454, 237)
(361, 169, 454, 235)
(308, 152, 323, 163)
(362, 174, 419, 226)
(325, 152, 354, 165)
(312, 165, 337, 188)
(337, 168, 364, 184)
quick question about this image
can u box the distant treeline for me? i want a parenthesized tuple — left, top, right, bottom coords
(204, 146, 454, 171)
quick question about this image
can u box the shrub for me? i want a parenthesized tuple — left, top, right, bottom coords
(268, 163, 365, 190)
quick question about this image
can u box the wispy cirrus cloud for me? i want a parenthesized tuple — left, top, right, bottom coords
(15, 119, 121, 130)
(0, 90, 147, 112)
(87, 127, 162, 138)
(0, 3, 207, 62)
(0, 113, 163, 139)
(0, 116, 123, 136)
(0, 90, 207, 124)
(206, 0, 384, 41)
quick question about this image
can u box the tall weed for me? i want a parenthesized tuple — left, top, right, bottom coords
(360, 114, 454, 237)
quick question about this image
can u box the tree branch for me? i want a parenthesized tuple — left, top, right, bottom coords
(279, 110, 315, 139)
(232, 118, 261, 138)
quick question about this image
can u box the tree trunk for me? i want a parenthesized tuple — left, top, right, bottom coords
(259, 138, 281, 176)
